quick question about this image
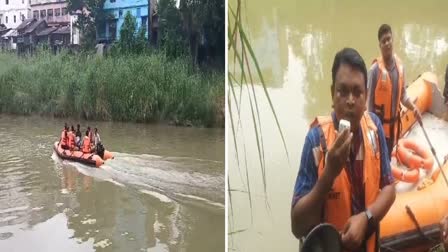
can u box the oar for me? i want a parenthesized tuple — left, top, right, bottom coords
(301, 223, 342, 252)
(417, 120, 448, 187)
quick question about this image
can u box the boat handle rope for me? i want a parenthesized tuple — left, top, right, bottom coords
(405, 204, 436, 243)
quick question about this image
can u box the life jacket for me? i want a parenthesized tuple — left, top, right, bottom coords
(372, 55, 404, 146)
(310, 112, 381, 252)
(82, 136, 91, 153)
(68, 131, 75, 149)
(60, 129, 68, 146)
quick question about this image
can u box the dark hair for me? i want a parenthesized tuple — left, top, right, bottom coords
(77, 124, 80, 128)
(378, 24, 392, 41)
(87, 126, 90, 131)
(331, 48, 367, 90)
(71, 126, 75, 131)
(94, 128, 98, 132)
(86, 130, 89, 136)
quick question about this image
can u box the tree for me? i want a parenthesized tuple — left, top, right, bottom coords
(117, 11, 147, 54)
(67, 0, 108, 51)
(158, 0, 188, 58)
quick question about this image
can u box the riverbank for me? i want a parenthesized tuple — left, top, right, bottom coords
(0, 51, 224, 128)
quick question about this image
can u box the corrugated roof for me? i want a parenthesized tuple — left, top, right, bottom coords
(2, 29, 17, 38)
(36, 27, 57, 36)
(24, 19, 46, 34)
(52, 26, 70, 34)
(16, 18, 36, 31)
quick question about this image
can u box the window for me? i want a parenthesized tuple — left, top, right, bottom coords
(62, 7, 67, 15)
(33, 10, 39, 19)
(142, 17, 147, 27)
(40, 10, 46, 18)
(5, 0, 8, 5)
(137, 8, 141, 17)
(21, 14, 24, 21)
(5, 16, 8, 23)
(118, 9, 122, 17)
(55, 8, 60, 16)
(0, 14, 3, 24)
(47, 9, 53, 17)
(22, 0, 24, 3)
(13, 15, 16, 23)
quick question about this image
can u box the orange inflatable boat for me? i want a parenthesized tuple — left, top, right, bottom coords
(53, 141, 114, 167)
(380, 72, 448, 251)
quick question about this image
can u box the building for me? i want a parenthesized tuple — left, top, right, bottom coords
(30, 0, 78, 44)
(0, 0, 31, 29)
(98, 0, 154, 43)
(30, 0, 69, 26)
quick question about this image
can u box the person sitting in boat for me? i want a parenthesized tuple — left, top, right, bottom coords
(291, 48, 396, 252)
(367, 24, 422, 158)
(81, 130, 92, 154)
(94, 128, 101, 146)
(75, 124, 82, 147)
(87, 126, 94, 144)
(68, 126, 77, 151)
(60, 130, 69, 150)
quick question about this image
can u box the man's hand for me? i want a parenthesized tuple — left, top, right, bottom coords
(341, 212, 368, 251)
(324, 128, 353, 180)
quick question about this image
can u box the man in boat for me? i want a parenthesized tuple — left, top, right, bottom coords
(367, 24, 422, 158)
(291, 48, 396, 252)
(75, 124, 82, 147)
(94, 128, 101, 146)
(81, 130, 92, 153)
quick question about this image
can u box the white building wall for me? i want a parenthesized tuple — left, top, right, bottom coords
(0, 0, 31, 28)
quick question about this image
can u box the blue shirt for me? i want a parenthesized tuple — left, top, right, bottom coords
(291, 112, 394, 210)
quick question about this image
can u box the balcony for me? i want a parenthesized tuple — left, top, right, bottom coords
(44, 15, 69, 24)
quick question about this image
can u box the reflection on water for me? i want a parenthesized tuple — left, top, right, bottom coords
(0, 115, 224, 252)
(229, 0, 448, 251)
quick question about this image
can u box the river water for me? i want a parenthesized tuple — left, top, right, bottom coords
(228, 0, 448, 251)
(0, 115, 224, 252)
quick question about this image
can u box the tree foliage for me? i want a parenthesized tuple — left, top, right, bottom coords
(67, 0, 108, 51)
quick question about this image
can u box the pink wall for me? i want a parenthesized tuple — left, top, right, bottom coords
(31, 2, 69, 24)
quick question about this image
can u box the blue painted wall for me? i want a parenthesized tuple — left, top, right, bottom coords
(100, 0, 149, 41)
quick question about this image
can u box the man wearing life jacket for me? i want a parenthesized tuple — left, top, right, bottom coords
(367, 24, 422, 157)
(291, 48, 396, 252)
(68, 126, 76, 150)
(82, 130, 91, 153)
(60, 130, 69, 150)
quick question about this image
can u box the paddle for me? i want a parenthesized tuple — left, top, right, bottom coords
(301, 223, 342, 252)
(417, 120, 448, 187)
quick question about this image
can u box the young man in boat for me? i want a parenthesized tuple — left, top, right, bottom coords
(81, 130, 92, 153)
(291, 48, 396, 252)
(367, 24, 422, 158)
(75, 124, 82, 147)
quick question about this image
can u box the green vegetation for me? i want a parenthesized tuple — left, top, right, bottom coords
(0, 51, 224, 127)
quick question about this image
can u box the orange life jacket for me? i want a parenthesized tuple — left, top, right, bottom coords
(372, 55, 404, 146)
(310, 112, 381, 252)
(82, 136, 91, 153)
(68, 131, 75, 149)
(60, 129, 68, 146)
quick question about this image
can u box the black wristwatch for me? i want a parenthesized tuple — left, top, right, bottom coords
(365, 209, 376, 236)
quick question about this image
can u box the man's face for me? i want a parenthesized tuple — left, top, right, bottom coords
(379, 32, 393, 59)
(331, 64, 366, 131)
